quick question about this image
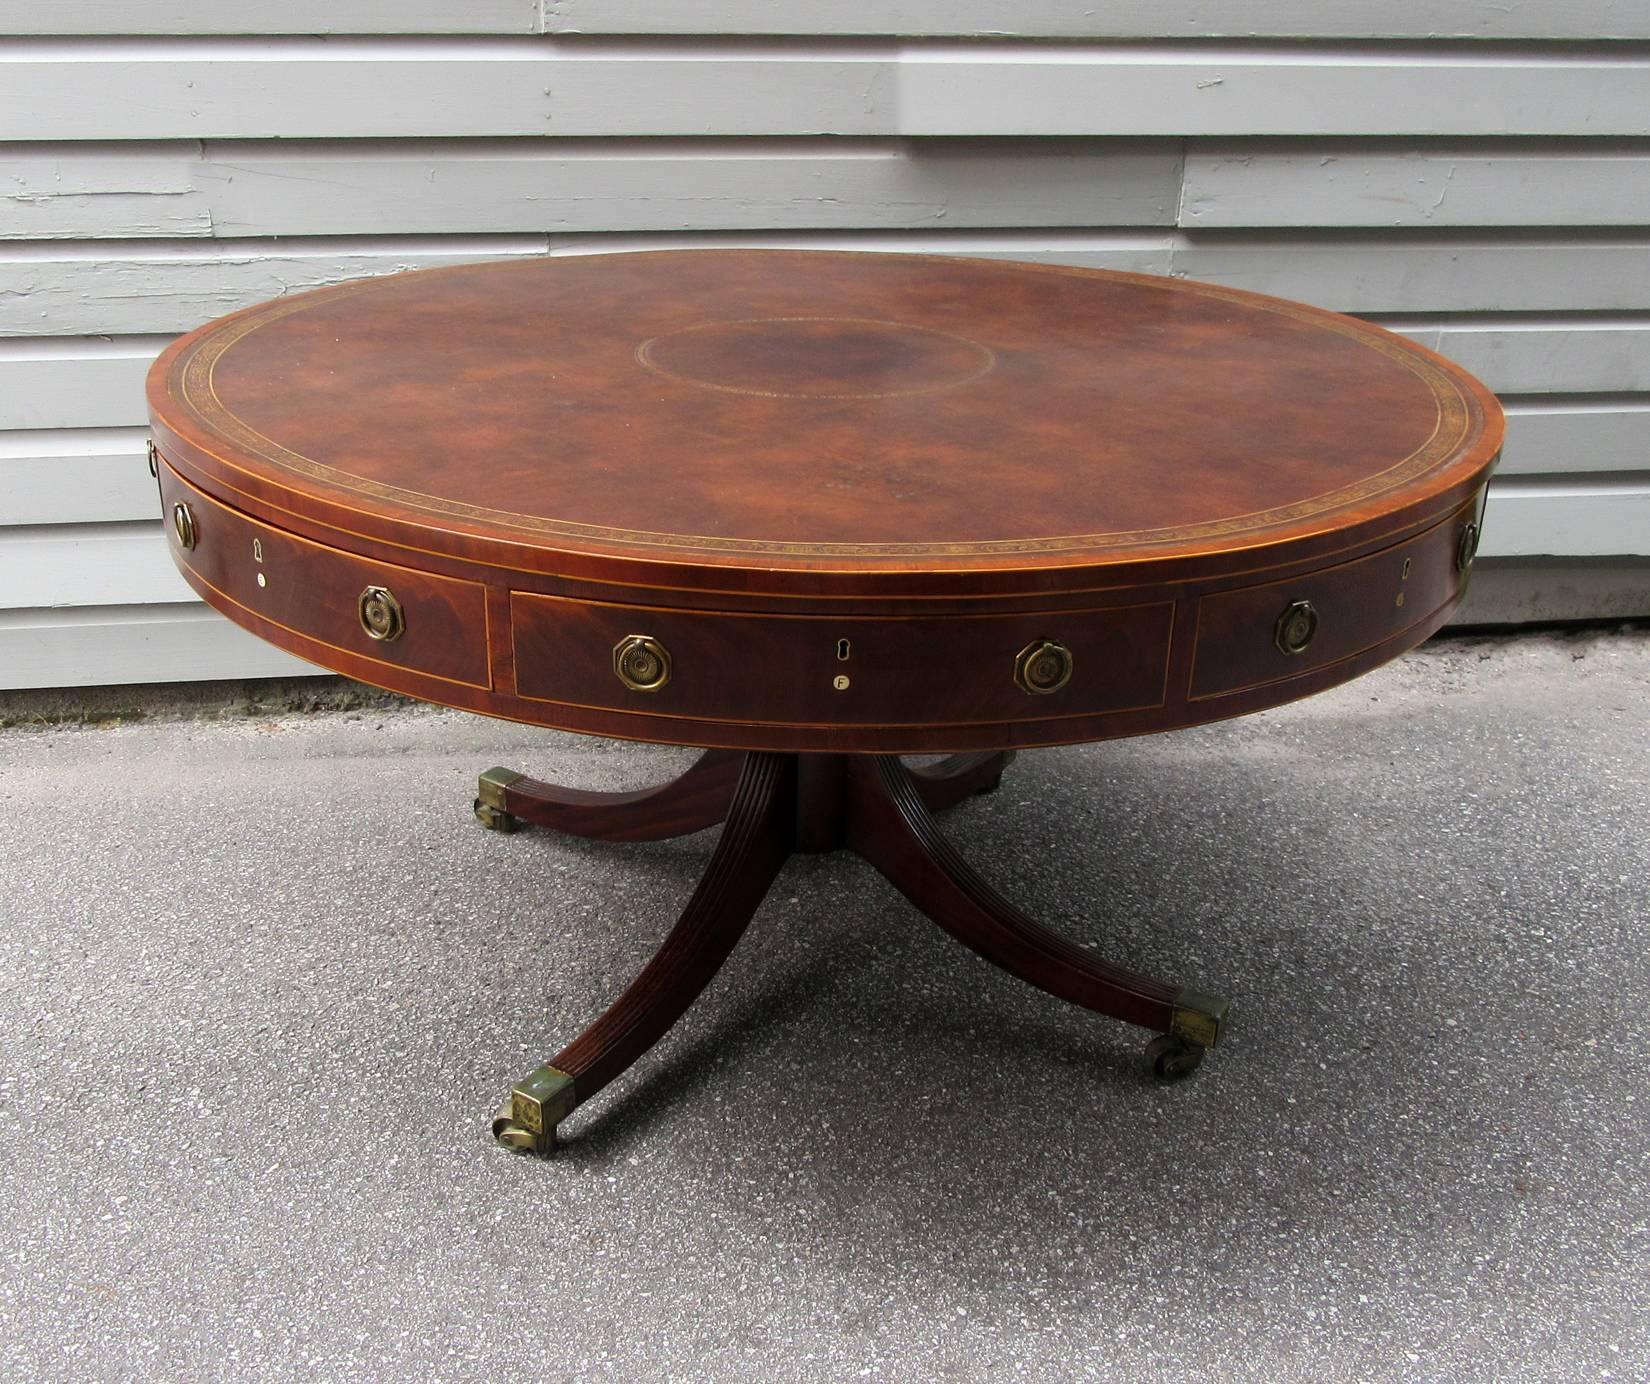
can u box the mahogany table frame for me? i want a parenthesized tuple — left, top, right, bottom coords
(143, 250, 1503, 1157)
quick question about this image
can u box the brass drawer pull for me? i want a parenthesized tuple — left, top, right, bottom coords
(358, 585, 405, 642)
(1275, 600, 1318, 656)
(171, 501, 198, 551)
(1457, 522, 1480, 574)
(613, 634, 671, 692)
(1014, 638, 1073, 695)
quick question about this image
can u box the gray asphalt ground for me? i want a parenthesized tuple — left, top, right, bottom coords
(1, 630, 1646, 1382)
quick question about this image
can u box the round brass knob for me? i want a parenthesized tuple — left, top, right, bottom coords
(171, 501, 198, 551)
(357, 585, 405, 642)
(1456, 521, 1480, 574)
(1275, 599, 1318, 656)
(1014, 638, 1073, 695)
(613, 634, 672, 692)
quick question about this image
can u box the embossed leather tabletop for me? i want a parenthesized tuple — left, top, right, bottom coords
(148, 250, 1503, 754)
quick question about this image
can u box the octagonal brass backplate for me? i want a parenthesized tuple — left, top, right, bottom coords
(1274, 599, 1318, 656)
(613, 634, 672, 692)
(1014, 638, 1073, 695)
(171, 501, 198, 551)
(357, 584, 405, 642)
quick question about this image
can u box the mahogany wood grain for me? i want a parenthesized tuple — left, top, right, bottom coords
(147, 250, 1501, 754)
(542, 751, 794, 1106)
(906, 751, 1014, 813)
(500, 746, 1206, 1148)
(844, 756, 1181, 1033)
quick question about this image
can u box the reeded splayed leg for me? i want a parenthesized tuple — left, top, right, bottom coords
(492, 751, 795, 1154)
(904, 750, 1017, 814)
(843, 755, 1229, 1077)
(474, 748, 743, 841)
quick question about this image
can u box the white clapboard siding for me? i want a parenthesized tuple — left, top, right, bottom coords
(0, 237, 543, 336)
(1478, 478, 1650, 559)
(543, 1, 1650, 41)
(0, 2, 538, 34)
(0, 139, 1184, 240)
(0, 337, 169, 430)
(12, 230, 1650, 335)
(2, 406, 1642, 535)
(1385, 320, 1650, 397)
(0, 605, 317, 689)
(1182, 144, 1650, 229)
(1170, 234, 1650, 315)
(9, 0, 1643, 42)
(3, 15, 1647, 691)
(6, 44, 1650, 141)
(1498, 401, 1650, 476)
(0, 429, 156, 525)
(0, 523, 192, 609)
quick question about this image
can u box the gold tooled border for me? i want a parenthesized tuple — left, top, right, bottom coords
(175, 260, 1474, 561)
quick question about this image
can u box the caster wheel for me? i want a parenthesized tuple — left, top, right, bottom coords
(474, 799, 521, 833)
(1145, 1033, 1205, 1081)
(491, 1100, 542, 1153)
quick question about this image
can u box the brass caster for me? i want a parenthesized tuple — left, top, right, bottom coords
(473, 799, 521, 833)
(1144, 1032, 1206, 1081)
(491, 1100, 550, 1154)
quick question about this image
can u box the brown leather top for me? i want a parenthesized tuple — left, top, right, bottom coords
(148, 250, 1502, 598)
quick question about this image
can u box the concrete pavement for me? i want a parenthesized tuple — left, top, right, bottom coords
(1, 630, 1646, 1381)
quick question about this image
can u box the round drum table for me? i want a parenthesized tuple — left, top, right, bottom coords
(147, 251, 1503, 1153)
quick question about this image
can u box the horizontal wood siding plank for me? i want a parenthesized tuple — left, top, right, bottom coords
(4, 46, 1650, 140)
(1479, 478, 1650, 558)
(1500, 402, 1650, 476)
(544, 1, 1650, 41)
(1387, 321, 1650, 395)
(18, 231, 1650, 335)
(892, 54, 1650, 139)
(0, 2, 539, 35)
(1169, 234, 1650, 314)
(0, 429, 157, 525)
(7, 404, 1646, 532)
(0, 139, 1184, 240)
(0, 238, 544, 336)
(6, 313, 1648, 436)
(0, 338, 168, 429)
(1182, 144, 1650, 229)
(2, 235, 1171, 337)
(8, 138, 1648, 241)
(0, 604, 318, 688)
(0, 48, 885, 141)
(0, 522, 192, 609)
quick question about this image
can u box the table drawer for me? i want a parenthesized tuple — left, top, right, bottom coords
(512, 593, 1173, 728)
(1189, 505, 1478, 701)
(160, 465, 491, 689)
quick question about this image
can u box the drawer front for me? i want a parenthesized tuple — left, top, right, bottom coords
(1190, 504, 1477, 701)
(512, 593, 1173, 728)
(161, 466, 491, 688)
